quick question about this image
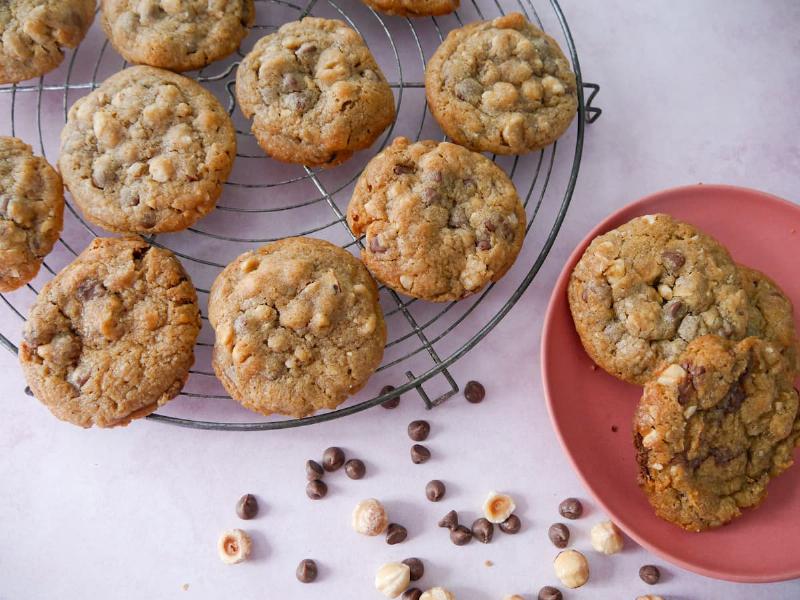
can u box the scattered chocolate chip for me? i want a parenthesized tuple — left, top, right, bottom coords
(402, 558, 424, 581)
(499, 514, 521, 534)
(464, 380, 485, 403)
(661, 250, 686, 272)
(386, 523, 408, 545)
(408, 420, 430, 442)
(410, 444, 431, 464)
(548, 523, 569, 548)
(306, 460, 324, 481)
(450, 524, 472, 546)
(393, 164, 415, 175)
(369, 236, 387, 254)
(306, 479, 327, 500)
(558, 497, 583, 520)
(322, 447, 345, 472)
(380, 384, 400, 409)
(402, 589, 422, 600)
(236, 494, 258, 520)
(639, 564, 661, 585)
(471, 518, 494, 544)
(24, 386, 33, 397)
(296, 559, 318, 583)
(538, 586, 563, 600)
(425, 480, 446, 502)
(438, 510, 458, 530)
(344, 459, 366, 480)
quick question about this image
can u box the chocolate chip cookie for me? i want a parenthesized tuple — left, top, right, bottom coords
(235, 17, 395, 168)
(634, 335, 800, 531)
(0, 0, 95, 84)
(59, 65, 236, 233)
(425, 12, 577, 155)
(0, 136, 64, 292)
(100, 0, 255, 72)
(19, 237, 201, 428)
(346, 137, 526, 302)
(361, 0, 458, 17)
(209, 237, 386, 418)
(568, 214, 750, 385)
(739, 265, 800, 375)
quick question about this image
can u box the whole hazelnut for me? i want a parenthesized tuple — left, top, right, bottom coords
(636, 597, 665, 600)
(420, 588, 456, 600)
(590, 520, 624, 555)
(375, 562, 411, 598)
(352, 498, 389, 536)
(553, 549, 589, 588)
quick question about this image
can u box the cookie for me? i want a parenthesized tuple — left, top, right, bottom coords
(634, 335, 800, 531)
(361, 0, 458, 17)
(59, 65, 236, 233)
(568, 214, 750, 385)
(425, 12, 577, 155)
(739, 265, 800, 374)
(19, 237, 201, 428)
(100, 0, 255, 72)
(346, 137, 526, 302)
(235, 17, 395, 168)
(0, 0, 95, 84)
(0, 136, 64, 292)
(209, 237, 386, 418)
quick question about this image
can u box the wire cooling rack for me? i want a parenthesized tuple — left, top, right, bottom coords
(0, 0, 600, 430)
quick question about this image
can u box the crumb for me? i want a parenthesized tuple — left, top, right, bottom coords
(182, 584, 189, 591)
(484, 560, 494, 567)
(791, 228, 796, 234)
(589, 364, 597, 371)
(611, 425, 618, 433)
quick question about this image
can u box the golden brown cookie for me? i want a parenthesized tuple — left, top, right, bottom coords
(235, 17, 395, 168)
(19, 237, 201, 428)
(568, 214, 750, 385)
(209, 237, 386, 418)
(425, 12, 577, 155)
(346, 137, 526, 302)
(361, 0, 458, 17)
(0, 136, 64, 292)
(634, 335, 800, 531)
(59, 66, 236, 233)
(100, 0, 255, 72)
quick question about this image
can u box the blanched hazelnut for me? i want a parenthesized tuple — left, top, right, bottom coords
(590, 520, 624, 555)
(352, 498, 389, 536)
(217, 529, 252, 564)
(420, 588, 456, 600)
(503, 596, 524, 600)
(553, 549, 589, 588)
(375, 562, 411, 598)
(483, 491, 516, 524)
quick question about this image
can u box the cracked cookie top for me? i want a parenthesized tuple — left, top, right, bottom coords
(235, 17, 395, 168)
(568, 214, 750, 385)
(100, 0, 254, 72)
(19, 237, 201, 428)
(361, 0, 458, 18)
(0, 136, 64, 292)
(59, 66, 236, 233)
(209, 237, 386, 418)
(0, 0, 95, 84)
(425, 12, 577, 155)
(347, 137, 526, 302)
(634, 335, 800, 531)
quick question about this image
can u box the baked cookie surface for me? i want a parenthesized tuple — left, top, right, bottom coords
(361, 0, 458, 17)
(0, 136, 64, 292)
(19, 237, 201, 428)
(209, 237, 386, 418)
(634, 335, 800, 531)
(568, 214, 749, 385)
(346, 137, 526, 302)
(0, 0, 95, 84)
(235, 17, 395, 168)
(425, 12, 577, 155)
(59, 66, 236, 233)
(100, 0, 254, 72)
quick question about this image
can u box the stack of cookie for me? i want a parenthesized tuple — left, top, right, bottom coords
(568, 213, 800, 531)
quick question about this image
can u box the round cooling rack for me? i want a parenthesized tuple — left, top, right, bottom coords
(0, 0, 601, 431)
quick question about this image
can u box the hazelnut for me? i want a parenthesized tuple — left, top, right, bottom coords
(375, 562, 411, 598)
(352, 498, 389, 536)
(553, 549, 589, 588)
(483, 491, 516, 523)
(217, 529, 252, 564)
(503, 596, 524, 600)
(420, 588, 456, 600)
(636, 597, 665, 600)
(657, 363, 686, 386)
(590, 520, 624, 555)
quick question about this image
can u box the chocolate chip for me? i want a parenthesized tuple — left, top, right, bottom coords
(425, 480, 446, 502)
(438, 510, 458, 530)
(558, 498, 583, 520)
(76, 279, 103, 301)
(665, 299, 686, 320)
(410, 444, 431, 464)
(464, 380, 485, 403)
(24, 386, 33, 397)
(286, 91, 311, 113)
(322, 447, 345, 472)
(296, 559, 318, 583)
(538, 586, 563, 600)
(402, 589, 422, 600)
(721, 381, 746, 414)
(236, 494, 258, 520)
(344, 459, 366, 480)
(408, 420, 430, 442)
(402, 558, 424, 581)
(421, 188, 441, 205)
(484, 220, 496, 232)
(282, 72, 305, 92)
(611, 425, 618, 433)
(450, 524, 472, 546)
(306, 459, 324, 481)
(499, 514, 521, 534)
(393, 164, 415, 175)
(471, 518, 494, 543)
(548, 523, 569, 548)
(306, 479, 327, 500)
(477, 239, 492, 251)
(380, 384, 400, 409)
(369, 236, 387, 254)
(386, 523, 408, 545)
(661, 250, 686, 272)
(639, 564, 660, 585)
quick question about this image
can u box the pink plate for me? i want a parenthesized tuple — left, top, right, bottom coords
(542, 184, 800, 583)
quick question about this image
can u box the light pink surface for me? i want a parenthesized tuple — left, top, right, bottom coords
(2, 1, 800, 598)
